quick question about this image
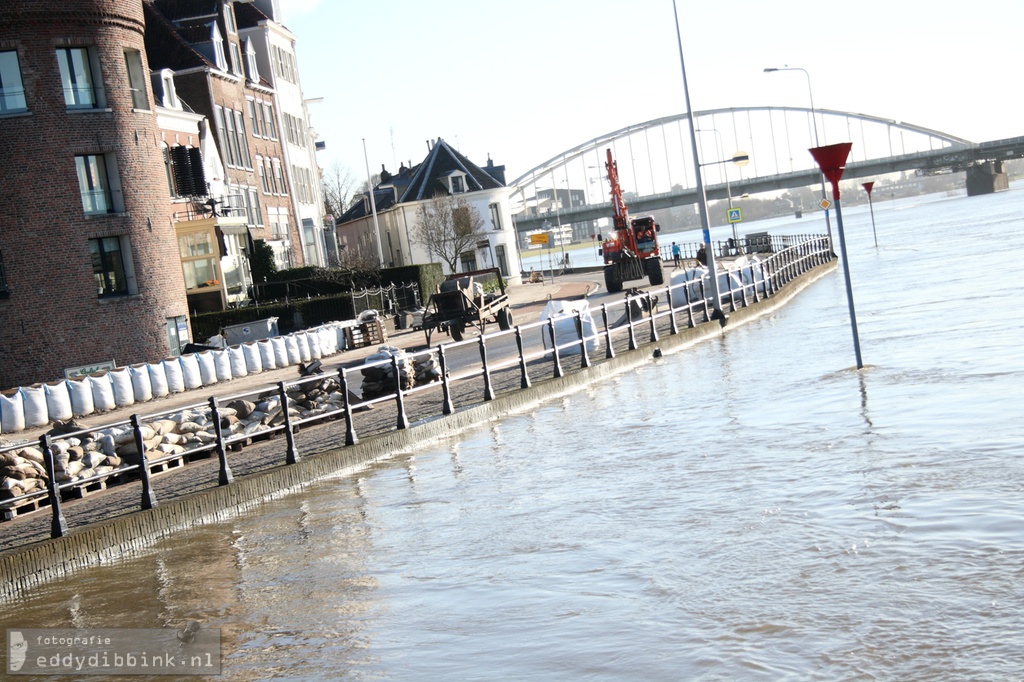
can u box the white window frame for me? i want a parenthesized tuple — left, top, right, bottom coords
(76, 153, 117, 214)
(58, 46, 103, 109)
(211, 23, 227, 71)
(0, 50, 28, 113)
(123, 48, 148, 110)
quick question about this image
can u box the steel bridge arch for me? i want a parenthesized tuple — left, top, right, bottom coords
(510, 106, 972, 207)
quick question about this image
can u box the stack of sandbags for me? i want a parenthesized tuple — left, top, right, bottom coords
(360, 346, 414, 399)
(411, 351, 442, 385)
(0, 445, 48, 502)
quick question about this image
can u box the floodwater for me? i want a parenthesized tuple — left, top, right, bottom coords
(4, 186, 1024, 680)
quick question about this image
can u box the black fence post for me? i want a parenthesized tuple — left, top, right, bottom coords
(208, 398, 234, 484)
(514, 326, 531, 389)
(391, 355, 409, 429)
(276, 383, 300, 464)
(40, 434, 68, 538)
(574, 312, 592, 369)
(438, 345, 455, 415)
(601, 304, 615, 359)
(666, 284, 679, 335)
(647, 292, 658, 343)
(547, 318, 563, 379)
(478, 335, 496, 401)
(131, 414, 158, 507)
(627, 297, 639, 351)
(340, 369, 358, 446)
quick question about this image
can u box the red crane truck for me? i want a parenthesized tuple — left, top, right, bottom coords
(598, 149, 665, 293)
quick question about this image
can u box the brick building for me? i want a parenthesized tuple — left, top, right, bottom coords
(0, 0, 191, 388)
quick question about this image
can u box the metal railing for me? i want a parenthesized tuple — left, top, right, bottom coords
(0, 236, 833, 540)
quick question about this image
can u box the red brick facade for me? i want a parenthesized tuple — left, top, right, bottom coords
(0, 1, 190, 388)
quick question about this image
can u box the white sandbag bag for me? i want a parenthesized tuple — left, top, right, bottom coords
(180, 354, 203, 390)
(109, 368, 135, 407)
(539, 300, 598, 356)
(148, 362, 169, 398)
(22, 385, 49, 428)
(285, 335, 302, 365)
(307, 331, 322, 359)
(197, 351, 219, 385)
(163, 358, 185, 393)
(129, 365, 153, 403)
(258, 340, 276, 370)
(0, 389, 26, 433)
(272, 336, 289, 367)
(44, 382, 73, 422)
(213, 349, 233, 381)
(335, 325, 347, 352)
(295, 333, 311, 362)
(67, 377, 95, 417)
(228, 346, 248, 378)
(317, 328, 335, 356)
(243, 342, 263, 373)
(90, 373, 116, 411)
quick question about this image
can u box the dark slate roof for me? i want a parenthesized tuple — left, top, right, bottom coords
(150, 0, 218, 22)
(143, 2, 214, 70)
(400, 138, 505, 202)
(233, 2, 270, 29)
(336, 188, 399, 224)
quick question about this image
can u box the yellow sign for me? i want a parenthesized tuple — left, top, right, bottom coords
(819, 198, 832, 211)
(530, 233, 550, 245)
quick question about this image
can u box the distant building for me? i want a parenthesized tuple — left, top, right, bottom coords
(336, 139, 521, 279)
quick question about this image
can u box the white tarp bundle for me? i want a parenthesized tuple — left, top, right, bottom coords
(539, 300, 598, 355)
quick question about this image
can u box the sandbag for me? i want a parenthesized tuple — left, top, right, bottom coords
(148, 362, 169, 398)
(22, 386, 49, 428)
(213, 349, 233, 381)
(307, 331, 322, 359)
(129, 365, 153, 403)
(109, 368, 135, 407)
(272, 336, 289, 367)
(197, 351, 218, 385)
(44, 382, 73, 422)
(258, 340, 276, 370)
(67, 377, 95, 417)
(317, 328, 334, 356)
(0, 390, 26, 433)
(335, 325, 347, 352)
(243, 342, 263, 373)
(90, 374, 116, 411)
(228, 346, 248, 378)
(163, 358, 185, 393)
(295, 333, 311, 363)
(180, 354, 203, 390)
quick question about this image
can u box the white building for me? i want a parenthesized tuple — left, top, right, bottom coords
(336, 139, 521, 280)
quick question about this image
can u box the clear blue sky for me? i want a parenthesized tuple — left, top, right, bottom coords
(282, 0, 1023, 184)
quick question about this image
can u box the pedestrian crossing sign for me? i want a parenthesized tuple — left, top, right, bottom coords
(727, 208, 743, 223)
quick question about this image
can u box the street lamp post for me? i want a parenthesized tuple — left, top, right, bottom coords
(695, 128, 749, 245)
(764, 66, 834, 251)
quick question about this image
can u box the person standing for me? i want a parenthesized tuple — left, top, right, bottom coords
(671, 242, 682, 268)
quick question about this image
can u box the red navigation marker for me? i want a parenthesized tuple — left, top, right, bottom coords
(862, 181, 874, 196)
(809, 142, 853, 200)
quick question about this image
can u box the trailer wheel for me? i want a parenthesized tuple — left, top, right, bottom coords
(645, 258, 665, 286)
(497, 308, 514, 330)
(449, 322, 465, 342)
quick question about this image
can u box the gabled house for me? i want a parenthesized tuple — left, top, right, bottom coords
(336, 139, 521, 279)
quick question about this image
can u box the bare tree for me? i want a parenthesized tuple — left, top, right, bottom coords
(414, 193, 486, 272)
(321, 160, 359, 218)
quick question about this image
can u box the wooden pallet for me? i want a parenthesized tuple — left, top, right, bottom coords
(345, 320, 387, 349)
(1, 493, 51, 521)
(149, 455, 185, 476)
(64, 478, 109, 500)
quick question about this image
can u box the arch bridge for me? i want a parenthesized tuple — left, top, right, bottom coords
(510, 106, 1023, 234)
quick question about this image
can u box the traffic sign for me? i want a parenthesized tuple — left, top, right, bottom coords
(530, 233, 550, 245)
(727, 208, 743, 223)
(818, 198, 832, 211)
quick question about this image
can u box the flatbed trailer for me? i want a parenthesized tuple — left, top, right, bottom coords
(422, 268, 514, 344)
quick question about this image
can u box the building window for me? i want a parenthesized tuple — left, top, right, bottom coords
(256, 157, 270, 194)
(223, 3, 236, 34)
(246, 98, 261, 136)
(57, 47, 100, 109)
(0, 50, 28, 113)
(271, 159, 287, 195)
(90, 236, 128, 297)
(229, 42, 242, 76)
(123, 49, 148, 110)
(178, 231, 219, 290)
(233, 109, 251, 167)
(76, 154, 113, 214)
(166, 315, 189, 356)
(262, 102, 277, 139)
(489, 202, 502, 230)
(211, 24, 227, 71)
(451, 175, 465, 193)
(244, 39, 259, 82)
(246, 188, 262, 226)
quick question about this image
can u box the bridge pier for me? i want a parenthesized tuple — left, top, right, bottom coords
(966, 160, 1009, 196)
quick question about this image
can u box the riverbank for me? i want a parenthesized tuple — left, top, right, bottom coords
(1, 249, 834, 600)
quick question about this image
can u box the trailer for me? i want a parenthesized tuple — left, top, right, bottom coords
(422, 268, 514, 344)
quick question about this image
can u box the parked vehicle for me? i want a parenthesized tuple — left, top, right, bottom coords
(421, 268, 513, 344)
(598, 149, 664, 293)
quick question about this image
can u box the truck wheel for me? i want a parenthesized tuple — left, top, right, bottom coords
(604, 266, 623, 293)
(645, 258, 665, 286)
(497, 308, 514, 330)
(449, 323, 465, 342)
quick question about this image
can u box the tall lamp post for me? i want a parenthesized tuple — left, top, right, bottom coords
(696, 127, 749, 244)
(764, 66, 834, 251)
